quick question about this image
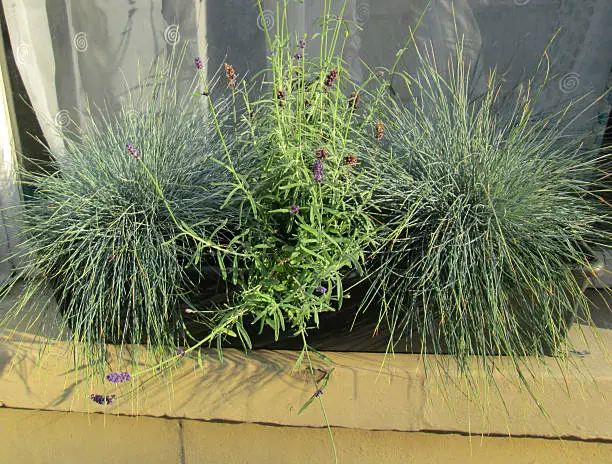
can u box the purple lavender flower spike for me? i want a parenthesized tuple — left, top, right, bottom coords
(290, 205, 300, 215)
(90, 393, 116, 405)
(126, 142, 140, 160)
(314, 388, 324, 397)
(105, 371, 131, 384)
(194, 56, 203, 69)
(294, 51, 303, 60)
(177, 348, 186, 357)
(312, 160, 324, 183)
(315, 286, 327, 295)
(299, 38, 306, 49)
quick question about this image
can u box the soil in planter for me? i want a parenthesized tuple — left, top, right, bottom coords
(183, 278, 574, 356)
(186, 270, 591, 356)
(50, 263, 591, 355)
(181, 275, 399, 353)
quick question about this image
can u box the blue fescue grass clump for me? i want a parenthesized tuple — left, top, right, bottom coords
(0, 54, 239, 365)
(363, 42, 611, 364)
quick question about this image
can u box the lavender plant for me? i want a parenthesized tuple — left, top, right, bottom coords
(160, 5, 390, 454)
(188, 0, 381, 354)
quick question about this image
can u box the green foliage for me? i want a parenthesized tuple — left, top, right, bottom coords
(1, 53, 239, 365)
(195, 0, 379, 348)
(1, 3, 608, 443)
(364, 42, 610, 366)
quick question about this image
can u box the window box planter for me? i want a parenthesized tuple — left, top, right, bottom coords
(46, 246, 605, 355)
(211, 252, 606, 356)
(1, 282, 611, 441)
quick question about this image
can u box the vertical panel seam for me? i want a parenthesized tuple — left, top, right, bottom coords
(179, 419, 186, 464)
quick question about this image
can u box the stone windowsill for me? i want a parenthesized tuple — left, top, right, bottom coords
(0, 282, 611, 440)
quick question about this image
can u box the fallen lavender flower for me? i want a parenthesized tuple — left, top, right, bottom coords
(105, 371, 131, 384)
(90, 394, 116, 405)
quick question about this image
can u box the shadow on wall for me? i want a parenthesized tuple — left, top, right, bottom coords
(205, 0, 266, 78)
(0, 347, 12, 378)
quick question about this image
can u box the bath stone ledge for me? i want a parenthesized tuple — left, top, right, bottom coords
(0, 284, 610, 439)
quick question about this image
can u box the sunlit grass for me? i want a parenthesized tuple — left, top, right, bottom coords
(0, 51, 240, 372)
(363, 41, 610, 371)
